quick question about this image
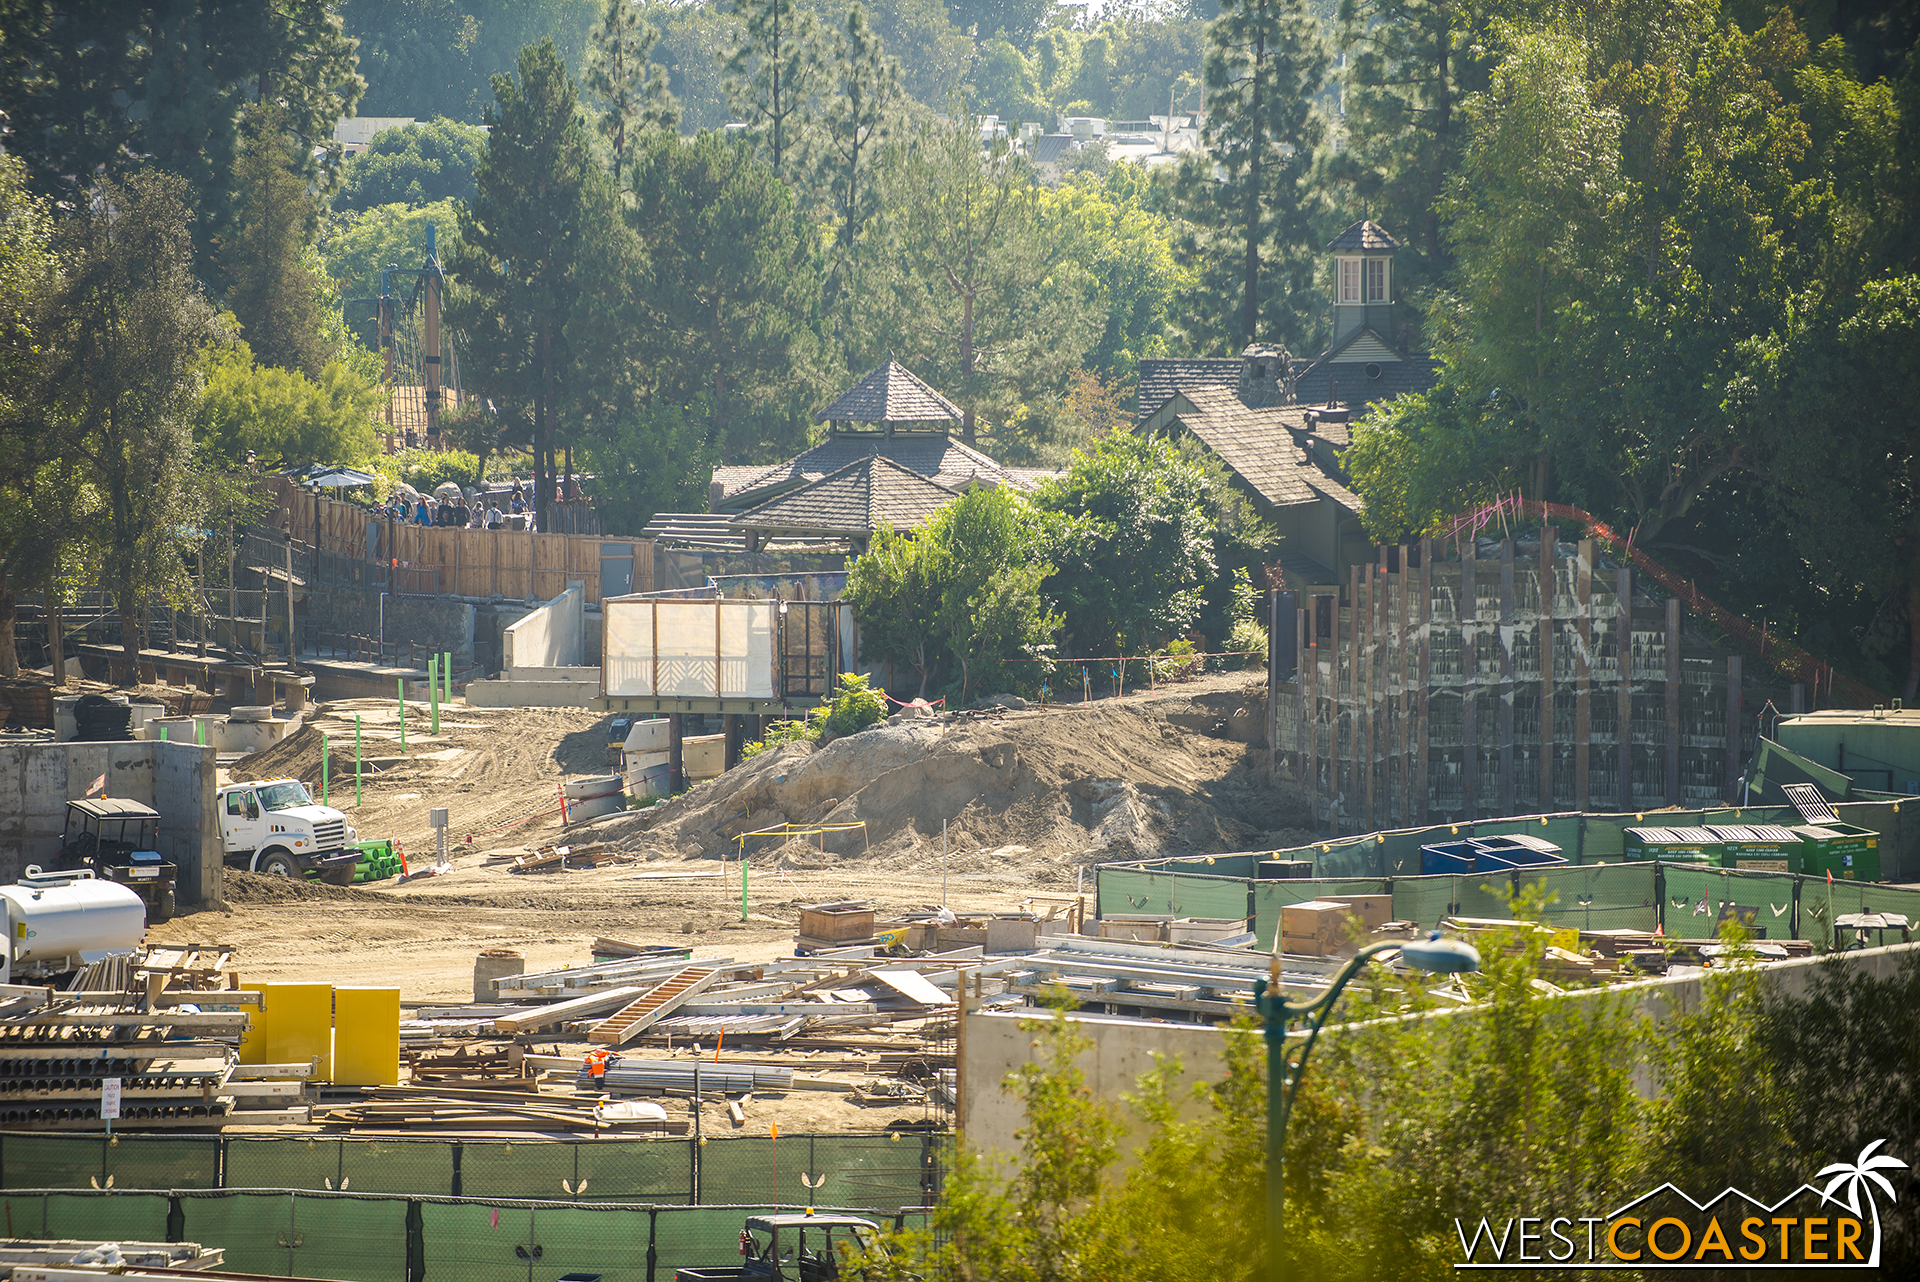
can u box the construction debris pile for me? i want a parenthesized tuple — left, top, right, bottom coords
(0, 945, 306, 1131)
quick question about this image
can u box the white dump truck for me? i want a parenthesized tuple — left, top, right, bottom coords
(217, 778, 362, 882)
(0, 869, 148, 983)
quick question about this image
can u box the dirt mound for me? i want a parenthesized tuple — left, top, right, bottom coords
(597, 682, 1314, 878)
(223, 870, 386, 904)
(234, 724, 326, 781)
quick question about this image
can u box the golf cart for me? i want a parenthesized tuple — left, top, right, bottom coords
(58, 798, 177, 922)
(675, 1213, 887, 1282)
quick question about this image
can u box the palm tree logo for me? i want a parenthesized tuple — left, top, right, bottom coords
(1817, 1139, 1908, 1266)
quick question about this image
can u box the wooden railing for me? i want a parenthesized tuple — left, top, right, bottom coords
(268, 478, 652, 603)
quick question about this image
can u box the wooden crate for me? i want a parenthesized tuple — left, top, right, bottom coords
(799, 902, 876, 942)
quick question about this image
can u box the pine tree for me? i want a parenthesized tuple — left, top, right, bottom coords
(1329, 0, 1492, 285)
(447, 39, 598, 537)
(584, 0, 679, 186)
(724, 0, 824, 179)
(1186, 0, 1329, 347)
(217, 104, 333, 378)
(822, 4, 898, 252)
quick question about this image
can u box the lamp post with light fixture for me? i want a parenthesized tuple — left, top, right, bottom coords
(1255, 932, 1481, 1282)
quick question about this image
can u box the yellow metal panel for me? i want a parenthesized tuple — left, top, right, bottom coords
(241, 982, 333, 1080)
(333, 986, 401, 1086)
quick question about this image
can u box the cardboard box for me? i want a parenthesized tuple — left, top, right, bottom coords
(799, 902, 875, 942)
(1331, 894, 1394, 933)
(985, 917, 1040, 954)
(1279, 900, 1363, 956)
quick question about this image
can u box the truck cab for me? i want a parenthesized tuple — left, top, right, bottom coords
(218, 778, 361, 882)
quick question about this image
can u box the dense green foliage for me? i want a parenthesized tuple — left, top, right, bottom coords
(873, 917, 1920, 1278)
(824, 670, 889, 734)
(333, 118, 489, 212)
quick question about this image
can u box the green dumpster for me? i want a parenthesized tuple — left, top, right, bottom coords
(1790, 823, 1881, 881)
(1621, 826, 1721, 863)
(1704, 825, 1801, 873)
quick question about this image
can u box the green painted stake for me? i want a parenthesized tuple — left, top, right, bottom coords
(159, 727, 168, 742)
(196, 719, 205, 746)
(322, 737, 330, 804)
(443, 650, 452, 702)
(429, 656, 440, 736)
(355, 714, 363, 807)
(397, 678, 407, 750)
(741, 853, 749, 922)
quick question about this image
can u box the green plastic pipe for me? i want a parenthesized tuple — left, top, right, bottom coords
(429, 656, 440, 736)
(741, 854, 749, 922)
(443, 650, 452, 702)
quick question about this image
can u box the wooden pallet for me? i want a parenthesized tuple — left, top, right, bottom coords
(588, 968, 723, 1046)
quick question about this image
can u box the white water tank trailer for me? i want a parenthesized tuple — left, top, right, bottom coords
(0, 870, 147, 983)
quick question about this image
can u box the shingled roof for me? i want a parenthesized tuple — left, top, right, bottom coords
(712, 434, 1025, 509)
(1146, 385, 1362, 515)
(1135, 357, 1243, 421)
(1327, 219, 1400, 253)
(729, 454, 960, 536)
(814, 358, 963, 425)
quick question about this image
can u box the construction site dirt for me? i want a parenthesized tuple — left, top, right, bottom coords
(141, 672, 1309, 1135)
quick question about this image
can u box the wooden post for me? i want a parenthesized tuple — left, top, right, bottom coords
(1617, 567, 1634, 811)
(1461, 541, 1478, 822)
(1539, 527, 1555, 811)
(1499, 538, 1515, 819)
(1725, 656, 1743, 802)
(724, 714, 742, 769)
(1295, 600, 1308, 783)
(1575, 539, 1593, 813)
(668, 712, 684, 793)
(651, 602, 660, 697)
(1665, 596, 1681, 807)
(1361, 563, 1374, 831)
(1416, 538, 1431, 826)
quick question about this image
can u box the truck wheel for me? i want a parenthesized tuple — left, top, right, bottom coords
(258, 851, 298, 878)
(154, 888, 176, 922)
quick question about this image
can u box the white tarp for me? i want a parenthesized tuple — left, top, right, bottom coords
(603, 599, 777, 698)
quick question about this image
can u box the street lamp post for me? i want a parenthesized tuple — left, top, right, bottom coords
(1254, 932, 1481, 1282)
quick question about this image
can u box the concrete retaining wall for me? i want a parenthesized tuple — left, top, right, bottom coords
(0, 740, 221, 904)
(307, 584, 477, 672)
(503, 584, 583, 672)
(465, 677, 602, 708)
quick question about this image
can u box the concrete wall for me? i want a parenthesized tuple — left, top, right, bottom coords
(307, 584, 477, 672)
(465, 677, 601, 708)
(0, 740, 220, 904)
(503, 584, 584, 673)
(960, 940, 1920, 1165)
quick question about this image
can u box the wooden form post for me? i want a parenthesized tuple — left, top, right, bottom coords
(1461, 541, 1477, 822)
(1575, 539, 1593, 811)
(1725, 656, 1743, 801)
(1539, 527, 1555, 811)
(1416, 538, 1431, 825)
(1498, 538, 1515, 819)
(1665, 596, 1681, 807)
(1617, 567, 1634, 811)
(1361, 562, 1375, 831)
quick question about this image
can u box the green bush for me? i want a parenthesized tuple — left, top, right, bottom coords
(824, 672, 887, 735)
(740, 715, 820, 761)
(371, 448, 482, 498)
(1227, 617, 1269, 669)
(1148, 637, 1202, 683)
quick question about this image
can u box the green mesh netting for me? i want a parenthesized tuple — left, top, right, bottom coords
(1163, 872, 1251, 922)
(418, 1200, 535, 1282)
(178, 1191, 297, 1275)
(517, 1202, 658, 1281)
(1316, 838, 1381, 879)
(281, 1192, 411, 1281)
(457, 1141, 578, 1202)
(805, 1135, 937, 1210)
(576, 1138, 696, 1203)
(1659, 865, 1798, 938)
(1580, 817, 1629, 863)
(647, 1204, 777, 1280)
(340, 1138, 454, 1196)
(0, 1134, 100, 1189)
(225, 1136, 342, 1191)
(1097, 867, 1162, 916)
(107, 1135, 220, 1189)
(42, 1190, 171, 1239)
(1526, 863, 1659, 933)
(1390, 875, 1458, 929)
(1476, 814, 1584, 855)
(1378, 830, 1434, 876)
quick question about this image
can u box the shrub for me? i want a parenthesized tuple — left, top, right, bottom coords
(1227, 617, 1269, 669)
(740, 715, 820, 761)
(824, 672, 887, 735)
(1148, 637, 1203, 683)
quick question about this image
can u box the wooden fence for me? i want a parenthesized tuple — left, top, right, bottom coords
(268, 478, 653, 603)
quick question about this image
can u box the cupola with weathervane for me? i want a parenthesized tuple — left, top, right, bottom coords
(1328, 219, 1398, 346)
